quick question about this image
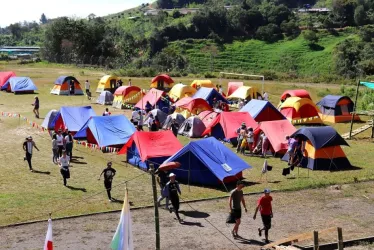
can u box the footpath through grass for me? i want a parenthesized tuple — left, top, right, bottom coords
(0, 63, 373, 226)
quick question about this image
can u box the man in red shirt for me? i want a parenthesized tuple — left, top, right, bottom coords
(253, 188, 273, 243)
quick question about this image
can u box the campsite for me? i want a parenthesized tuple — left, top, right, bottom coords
(0, 63, 374, 250)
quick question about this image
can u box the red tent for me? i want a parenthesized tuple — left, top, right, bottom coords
(280, 89, 311, 101)
(227, 82, 243, 96)
(202, 111, 258, 139)
(114, 86, 141, 96)
(118, 130, 183, 161)
(174, 97, 212, 113)
(151, 74, 174, 84)
(198, 110, 220, 127)
(0, 71, 16, 89)
(135, 88, 166, 109)
(255, 120, 296, 153)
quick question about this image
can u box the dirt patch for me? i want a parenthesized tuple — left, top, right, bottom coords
(1, 182, 373, 250)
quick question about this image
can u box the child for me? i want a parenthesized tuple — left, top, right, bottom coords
(247, 128, 254, 156)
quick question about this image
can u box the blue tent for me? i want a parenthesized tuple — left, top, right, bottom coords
(6, 77, 37, 93)
(164, 137, 252, 186)
(54, 76, 78, 85)
(240, 99, 285, 122)
(192, 87, 227, 106)
(52, 106, 96, 132)
(42, 109, 59, 130)
(74, 115, 135, 147)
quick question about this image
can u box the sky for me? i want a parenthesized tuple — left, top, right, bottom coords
(0, 0, 148, 27)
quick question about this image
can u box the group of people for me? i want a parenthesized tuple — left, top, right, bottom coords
(236, 122, 270, 157)
(229, 181, 273, 243)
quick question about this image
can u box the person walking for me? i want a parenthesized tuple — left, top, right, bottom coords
(98, 162, 116, 202)
(58, 150, 70, 186)
(229, 180, 247, 238)
(263, 92, 269, 101)
(85, 80, 90, 95)
(52, 133, 59, 164)
(64, 130, 73, 159)
(156, 169, 169, 209)
(165, 173, 182, 223)
(170, 119, 179, 137)
(32, 96, 40, 118)
(128, 79, 132, 86)
(70, 79, 75, 95)
(145, 101, 152, 113)
(261, 133, 270, 158)
(137, 110, 144, 131)
(56, 129, 64, 157)
(253, 188, 273, 243)
(23, 136, 40, 172)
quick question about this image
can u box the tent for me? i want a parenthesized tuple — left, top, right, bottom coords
(174, 97, 212, 118)
(6, 77, 37, 94)
(96, 75, 120, 93)
(197, 110, 220, 127)
(178, 116, 206, 138)
(42, 110, 59, 130)
(150, 74, 174, 89)
(162, 113, 185, 130)
(317, 95, 360, 123)
(96, 91, 114, 105)
(52, 106, 96, 132)
(202, 112, 258, 145)
(283, 127, 351, 170)
(118, 131, 182, 171)
(135, 88, 170, 113)
(0, 71, 16, 90)
(280, 89, 311, 101)
(169, 84, 196, 101)
(163, 137, 253, 186)
(227, 86, 260, 100)
(227, 82, 243, 96)
(279, 97, 323, 124)
(256, 120, 296, 154)
(51, 76, 83, 95)
(144, 109, 168, 125)
(74, 115, 135, 147)
(240, 99, 285, 122)
(190, 80, 214, 89)
(112, 86, 143, 109)
(192, 87, 227, 106)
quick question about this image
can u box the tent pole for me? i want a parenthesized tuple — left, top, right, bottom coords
(349, 79, 360, 139)
(188, 151, 191, 192)
(222, 182, 229, 192)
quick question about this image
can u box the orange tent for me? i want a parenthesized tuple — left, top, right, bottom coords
(51, 76, 83, 95)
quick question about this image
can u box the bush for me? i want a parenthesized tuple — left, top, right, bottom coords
(358, 25, 374, 42)
(255, 24, 282, 43)
(317, 88, 331, 97)
(303, 30, 318, 44)
(360, 89, 374, 110)
(261, 70, 279, 80)
(340, 84, 357, 98)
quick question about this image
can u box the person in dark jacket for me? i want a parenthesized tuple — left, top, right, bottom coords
(165, 173, 182, 223)
(156, 169, 169, 209)
(170, 119, 180, 137)
(98, 162, 117, 201)
(32, 96, 40, 118)
(23, 136, 40, 172)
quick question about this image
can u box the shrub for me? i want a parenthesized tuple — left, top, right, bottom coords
(255, 24, 283, 43)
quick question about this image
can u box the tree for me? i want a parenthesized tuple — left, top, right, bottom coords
(280, 20, 300, 37)
(40, 13, 48, 24)
(88, 13, 96, 20)
(8, 23, 22, 39)
(255, 23, 282, 43)
(359, 25, 374, 42)
(354, 5, 367, 26)
(303, 30, 318, 44)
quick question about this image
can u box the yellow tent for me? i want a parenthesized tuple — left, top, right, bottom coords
(191, 80, 214, 89)
(227, 86, 259, 100)
(96, 75, 120, 93)
(112, 86, 144, 109)
(279, 97, 323, 124)
(169, 84, 197, 101)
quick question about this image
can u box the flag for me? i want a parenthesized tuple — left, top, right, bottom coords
(44, 219, 53, 250)
(262, 159, 268, 174)
(110, 189, 134, 250)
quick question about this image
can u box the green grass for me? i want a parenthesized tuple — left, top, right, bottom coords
(0, 62, 373, 226)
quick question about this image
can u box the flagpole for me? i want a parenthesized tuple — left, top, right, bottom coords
(149, 164, 160, 250)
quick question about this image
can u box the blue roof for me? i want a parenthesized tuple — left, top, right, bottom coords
(164, 137, 252, 185)
(59, 106, 96, 132)
(291, 126, 349, 149)
(193, 87, 227, 106)
(54, 76, 79, 85)
(317, 95, 352, 108)
(8, 77, 37, 92)
(360, 81, 374, 89)
(74, 115, 135, 147)
(240, 99, 285, 120)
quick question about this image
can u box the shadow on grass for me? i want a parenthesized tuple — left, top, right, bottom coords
(180, 220, 204, 227)
(32, 170, 51, 175)
(179, 210, 210, 219)
(72, 156, 84, 159)
(70, 160, 87, 165)
(236, 236, 267, 246)
(112, 198, 134, 206)
(309, 43, 325, 51)
(330, 165, 362, 172)
(66, 185, 87, 192)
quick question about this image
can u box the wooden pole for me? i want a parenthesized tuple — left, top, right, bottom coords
(337, 227, 344, 250)
(150, 164, 160, 250)
(349, 79, 361, 139)
(313, 231, 319, 250)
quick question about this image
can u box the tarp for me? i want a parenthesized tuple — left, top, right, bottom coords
(280, 89, 311, 101)
(53, 106, 96, 132)
(74, 115, 135, 147)
(202, 112, 258, 140)
(227, 82, 243, 96)
(227, 86, 259, 100)
(169, 84, 196, 101)
(163, 137, 253, 185)
(240, 99, 285, 122)
(192, 87, 227, 106)
(135, 88, 166, 110)
(42, 110, 59, 130)
(0, 71, 16, 90)
(178, 116, 206, 138)
(118, 131, 182, 170)
(7, 77, 37, 93)
(96, 91, 114, 105)
(54, 76, 78, 85)
(258, 120, 296, 153)
(291, 126, 349, 149)
(144, 109, 167, 125)
(360, 81, 374, 89)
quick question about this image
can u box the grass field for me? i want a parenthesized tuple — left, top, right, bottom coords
(0, 62, 373, 227)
